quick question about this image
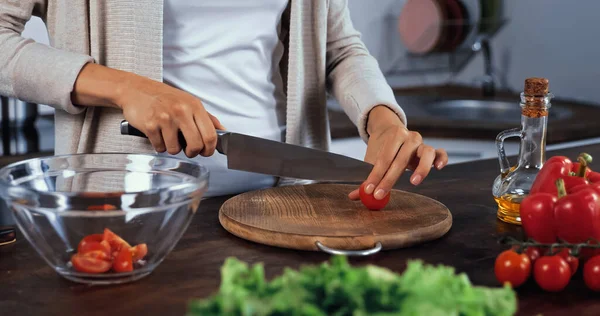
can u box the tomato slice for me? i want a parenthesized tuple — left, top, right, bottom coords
(87, 204, 117, 211)
(79, 241, 111, 260)
(359, 183, 390, 210)
(103, 228, 131, 253)
(113, 247, 133, 273)
(130, 244, 148, 262)
(77, 234, 104, 254)
(71, 254, 112, 274)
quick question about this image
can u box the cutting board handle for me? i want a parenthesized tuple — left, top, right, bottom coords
(315, 241, 382, 256)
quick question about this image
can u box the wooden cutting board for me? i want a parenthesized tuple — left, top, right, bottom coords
(219, 184, 452, 253)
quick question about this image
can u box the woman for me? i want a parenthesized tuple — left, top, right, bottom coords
(0, 0, 448, 198)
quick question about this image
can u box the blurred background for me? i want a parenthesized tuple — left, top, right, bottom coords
(2, 0, 600, 165)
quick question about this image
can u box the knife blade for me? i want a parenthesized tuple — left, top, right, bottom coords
(120, 120, 373, 182)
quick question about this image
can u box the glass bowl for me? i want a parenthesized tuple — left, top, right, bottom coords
(0, 153, 209, 285)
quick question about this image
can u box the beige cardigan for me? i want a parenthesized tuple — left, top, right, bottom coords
(0, 0, 406, 180)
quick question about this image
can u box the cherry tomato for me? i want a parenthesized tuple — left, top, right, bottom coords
(100, 240, 112, 257)
(525, 247, 542, 263)
(71, 254, 112, 274)
(358, 183, 390, 210)
(77, 234, 104, 253)
(78, 241, 111, 260)
(557, 248, 579, 276)
(494, 250, 531, 288)
(534, 255, 571, 292)
(87, 204, 117, 211)
(103, 228, 131, 252)
(113, 247, 133, 273)
(130, 244, 148, 262)
(584, 255, 600, 291)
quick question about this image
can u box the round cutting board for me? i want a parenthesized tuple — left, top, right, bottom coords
(219, 184, 452, 253)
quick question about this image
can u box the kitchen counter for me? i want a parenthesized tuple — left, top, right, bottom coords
(329, 84, 600, 144)
(2, 144, 600, 315)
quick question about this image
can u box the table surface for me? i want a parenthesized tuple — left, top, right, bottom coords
(2, 144, 600, 316)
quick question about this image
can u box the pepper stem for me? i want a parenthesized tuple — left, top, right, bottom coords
(556, 178, 567, 198)
(577, 152, 593, 177)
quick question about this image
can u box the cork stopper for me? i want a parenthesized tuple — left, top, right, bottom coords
(524, 77, 549, 96)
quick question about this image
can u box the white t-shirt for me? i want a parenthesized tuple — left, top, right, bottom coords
(162, 0, 288, 197)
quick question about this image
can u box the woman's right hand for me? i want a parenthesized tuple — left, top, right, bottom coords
(72, 63, 225, 158)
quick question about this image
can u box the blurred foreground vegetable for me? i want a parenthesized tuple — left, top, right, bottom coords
(187, 256, 517, 316)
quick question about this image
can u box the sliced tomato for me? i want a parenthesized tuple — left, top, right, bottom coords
(103, 228, 131, 253)
(77, 234, 104, 253)
(130, 244, 148, 262)
(79, 241, 111, 260)
(100, 240, 112, 256)
(113, 247, 133, 273)
(71, 254, 112, 274)
(87, 204, 117, 211)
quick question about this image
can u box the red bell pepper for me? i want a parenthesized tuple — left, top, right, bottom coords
(520, 192, 558, 243)
(529, 153, 593, 196)
(521, 178, 600, 245)
(553, 178, 600, 244)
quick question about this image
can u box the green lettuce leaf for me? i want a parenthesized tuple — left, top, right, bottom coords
(186, 256, 517, 316)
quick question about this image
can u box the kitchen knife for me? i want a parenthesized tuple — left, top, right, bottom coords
(120, 120, 373, 182)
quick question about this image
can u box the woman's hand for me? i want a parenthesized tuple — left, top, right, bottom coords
(72, 63, 224, 158)
(348, 105, 448, 201)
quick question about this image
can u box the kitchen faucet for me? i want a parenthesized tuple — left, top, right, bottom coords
(472, 37, 495, 98)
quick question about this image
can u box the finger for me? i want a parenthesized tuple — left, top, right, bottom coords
(374, 137, 421, 200)
(348, 189, 360, 200)
(410, 145, 436, 186)
(434, 148, 449, 170)
(209, 113, 226, 130)
(161, 123, 181, 155)
(195, 111, 218, 157)
(362, 129, 408, 195)
(179, 119, 204, 158)
(144, 123, 166, 153)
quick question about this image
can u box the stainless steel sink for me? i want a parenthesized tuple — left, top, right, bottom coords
(421, 100, 573, 123)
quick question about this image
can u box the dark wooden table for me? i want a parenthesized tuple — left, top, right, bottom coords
(2, 144, 600, 316)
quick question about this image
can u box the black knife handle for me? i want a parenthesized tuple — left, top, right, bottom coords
(120, 120, 188, 150)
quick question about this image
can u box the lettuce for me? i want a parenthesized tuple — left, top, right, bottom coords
(187, 256, 517, 316)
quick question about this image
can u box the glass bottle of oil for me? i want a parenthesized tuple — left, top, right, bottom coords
(492, 78, 553, 225)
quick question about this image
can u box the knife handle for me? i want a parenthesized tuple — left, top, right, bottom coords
(120, 120, 228, 154)
(121, 120, 188, 150)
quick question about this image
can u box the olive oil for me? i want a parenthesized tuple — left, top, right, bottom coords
(492, 78, 552, 225)
(494, 194, 525, 225)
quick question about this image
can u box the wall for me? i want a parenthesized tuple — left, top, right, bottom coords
(22, 0, 600, 106)
(347, 0, 600, 105)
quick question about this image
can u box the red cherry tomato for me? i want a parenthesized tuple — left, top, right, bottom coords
(103, 228, 132, 253)
(358, 183, 390, 210)
(534, 255, 571, 292)
(113, 247, 133, 273)
(78, 241, 111, 261)
(525, 247, 542, 263)
(557, 248, 579, 276)
(494, 250, 531, 288)
(584, 255, 600, 291)
(77, 234, 104, 253)
(130, 244, 148, 262)
(71, 254, 112, 274)
(87, 204, 117, 211)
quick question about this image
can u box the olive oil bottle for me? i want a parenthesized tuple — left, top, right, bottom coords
(492, 78, 553, 225)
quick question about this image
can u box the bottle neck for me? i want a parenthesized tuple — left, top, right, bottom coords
(517, 114, 547, 168)
(516, 92, 553, 169)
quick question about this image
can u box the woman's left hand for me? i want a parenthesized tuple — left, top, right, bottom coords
(348, 105, 449, 201)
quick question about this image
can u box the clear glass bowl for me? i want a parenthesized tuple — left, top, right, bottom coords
(0, 153, 209, 285)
